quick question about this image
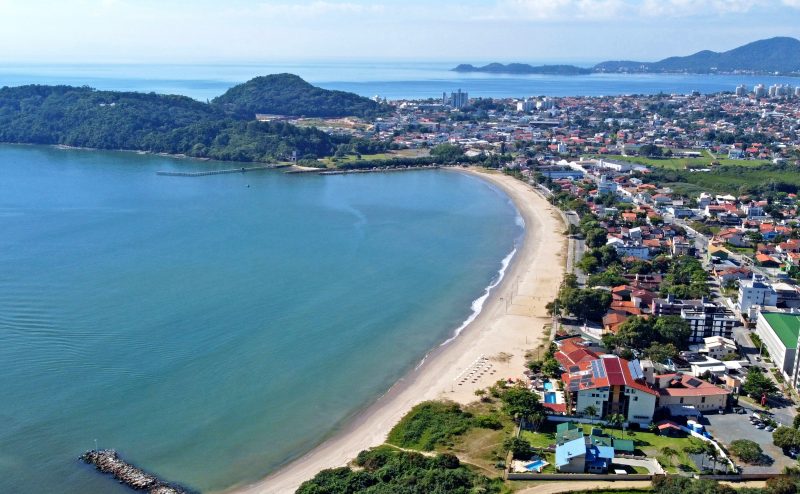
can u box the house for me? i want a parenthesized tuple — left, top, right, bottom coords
(562, 355, 658, 427)
(555, 436, 615, 474)
(650, 373, 730, 413)
(689, 336, 738, 360)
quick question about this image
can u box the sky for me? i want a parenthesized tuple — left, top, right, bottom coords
(1, 0, 799, 64)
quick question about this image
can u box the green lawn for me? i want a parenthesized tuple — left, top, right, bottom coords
(521, 422, 698, 474)
(587, 152, 770, 171)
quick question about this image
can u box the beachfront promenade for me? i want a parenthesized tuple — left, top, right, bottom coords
(230, 167, 567, 494)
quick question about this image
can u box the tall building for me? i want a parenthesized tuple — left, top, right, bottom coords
(754, 84, 767, 98)
(449, 89, 468, 109)
(516, 98, 536, 112)
(735, 85, 747, 97)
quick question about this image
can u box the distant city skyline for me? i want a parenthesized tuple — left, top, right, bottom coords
(1, 0, 799, 63)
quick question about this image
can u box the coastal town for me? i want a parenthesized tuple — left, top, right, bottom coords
(284, 83, 800, 492)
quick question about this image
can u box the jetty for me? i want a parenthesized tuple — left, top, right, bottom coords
(318, 165, 440, 175)
(156, 164, 288, 177)
(80, 449, 192, 494)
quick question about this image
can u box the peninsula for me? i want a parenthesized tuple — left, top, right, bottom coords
(453, 36, 800, 76)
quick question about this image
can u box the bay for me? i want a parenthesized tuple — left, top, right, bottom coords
(0, 144, 521, 493)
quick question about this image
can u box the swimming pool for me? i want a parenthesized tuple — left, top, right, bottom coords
(524, 459, 549, 472)
(543, 381, 554, 391)
(544, 392, 557, 403)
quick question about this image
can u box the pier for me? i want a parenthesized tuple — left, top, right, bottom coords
(156, 164, 288, 177)
(318, 165, 440, 175)
(80, 449, 192, 494)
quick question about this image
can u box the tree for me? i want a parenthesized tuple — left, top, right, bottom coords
(660, 446, 678, 468)
(644, 342, 679, 363)
(704, 442, 722, 472)
(503, 437, 533, 460)
(606, 413, 625, 436)
(653, 316, 692, 349)
(541, 358, 561, 378)
(742, 367, 779, 399)
(766, 476, 797, 494)
(773, 426, 800, 450)
(682, 439, 707, 469)
(729, 439, 763, 464)
(500, 386, 543, 422)
(583, 405, 598, 422)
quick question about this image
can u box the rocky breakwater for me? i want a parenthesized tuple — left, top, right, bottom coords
(80, 449, 192, 493)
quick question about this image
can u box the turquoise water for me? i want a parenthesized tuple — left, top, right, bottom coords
(1, 62, 798, 100)
(0, 145, 522, 493)
(544, 393, 557, 404)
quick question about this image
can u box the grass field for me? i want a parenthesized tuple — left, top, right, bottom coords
(588, 151, 770, 171)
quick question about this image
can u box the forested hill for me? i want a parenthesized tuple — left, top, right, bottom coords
(595, 37, 800, 74)
(211, 73, 388, 118)
(0, 83, 353, 162)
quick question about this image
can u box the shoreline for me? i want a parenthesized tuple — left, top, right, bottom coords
(223, 167, 567, 494)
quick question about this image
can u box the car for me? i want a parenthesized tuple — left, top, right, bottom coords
(766, 426, 776, 432)
(757, 423, 767, 429)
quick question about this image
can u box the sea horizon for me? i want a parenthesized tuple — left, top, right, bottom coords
(2, 61, 799, 101)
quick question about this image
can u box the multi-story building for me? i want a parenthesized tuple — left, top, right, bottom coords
(737, 274, 778, 315)
(756, 310, 800, 381)
(562, 355, 658, 427)
(680, 302, 738, 342)
(735, 85, 747, 97)
(449, 89, 469, 109)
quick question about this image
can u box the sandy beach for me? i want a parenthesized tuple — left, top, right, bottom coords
(226, 167, 567, 494)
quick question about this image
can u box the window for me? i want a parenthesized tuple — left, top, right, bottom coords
(680, 398, 684, 404)
(701, 397, 706, 403)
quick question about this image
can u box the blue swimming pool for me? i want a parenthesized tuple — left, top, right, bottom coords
(543, 381, 554, 391)
(524, 459, 548, 471)
(544, 392, 557, 403)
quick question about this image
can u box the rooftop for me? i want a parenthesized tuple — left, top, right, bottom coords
(762, 312, 800, 349)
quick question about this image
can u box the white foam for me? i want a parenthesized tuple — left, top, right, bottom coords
(413, 246, 518, 371)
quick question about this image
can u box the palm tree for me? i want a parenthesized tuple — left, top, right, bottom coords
(529, 410, 547, 432)
(660, 446, 678, 469)
(606, 413, 625, 436)
(583, 405, 598, 424)
(683, 441, 706, 470)
(705, 443, 721, 473)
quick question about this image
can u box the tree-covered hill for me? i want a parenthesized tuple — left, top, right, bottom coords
(0, 83, 349, 162)
(595, 36, 800, 74)
(211, 73, 388, 119)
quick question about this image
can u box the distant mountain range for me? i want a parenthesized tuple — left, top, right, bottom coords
(454, 37, 800, 76)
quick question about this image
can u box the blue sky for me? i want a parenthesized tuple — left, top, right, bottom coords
(1, 0, 799, 63)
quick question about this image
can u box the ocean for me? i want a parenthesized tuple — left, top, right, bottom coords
(0, 144, 522, 493)
(1, 61, 798, 101)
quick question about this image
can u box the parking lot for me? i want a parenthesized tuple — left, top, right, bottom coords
(703, 411, 795, 473)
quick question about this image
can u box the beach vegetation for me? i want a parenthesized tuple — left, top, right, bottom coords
(387, 401, 476, 451)
(296, 446, 505, 494)
(502, 437, 533, 460)
(498, 386, 545, 423)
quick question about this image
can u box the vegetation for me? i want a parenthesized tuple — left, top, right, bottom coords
(0, 83, 347, 162)
(594, 36, 800, 74)
(742, 367, 779, 399)
(211, 73, 387, 118)
(773, 426, 800, 451)
(603, 315, 691, 359)
(296, 446, 504, 494)
(728, 439, 763, 464)
(386, 401, 501, 451)
(640, 163, 800, 196)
